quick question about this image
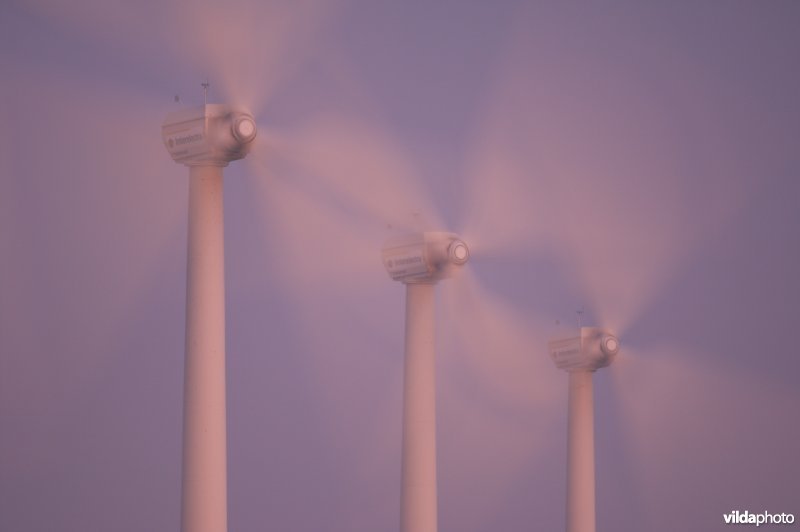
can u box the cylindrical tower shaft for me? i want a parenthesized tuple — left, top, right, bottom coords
(566, 370, 595, 532)
(182, 165, 228, 532)
(401, 282, 438, 532)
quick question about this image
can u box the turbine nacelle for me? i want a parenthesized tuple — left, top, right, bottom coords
(162, 104, 257, 167)
(549, 326, 620, 372)
(382, 231, 470, 284)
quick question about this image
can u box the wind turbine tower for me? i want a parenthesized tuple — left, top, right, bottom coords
(382, 231, 470, 532)
(162, 103, 257, 532)
(549, 326, 620, 532)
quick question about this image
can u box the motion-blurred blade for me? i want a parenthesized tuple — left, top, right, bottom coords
(273, 114, 445, 233)
(440, 267, 558, 413)
(604, 344, 800, 527)
(436, 267, 563, 530)
(175, 0, 336, 116)
(463, 5, 751, 334)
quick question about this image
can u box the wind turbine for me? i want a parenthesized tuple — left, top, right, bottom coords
(548, 325, 620, 532)
(381, 231, 470, 532)
(162, 100, 257, 532)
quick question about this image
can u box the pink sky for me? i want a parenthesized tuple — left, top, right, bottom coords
(1, 1, 799, 531)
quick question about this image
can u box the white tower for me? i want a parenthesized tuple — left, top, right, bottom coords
(162, 104, 257, 532)
(548, 327, 620, 532)
(382, 231, 469, 532)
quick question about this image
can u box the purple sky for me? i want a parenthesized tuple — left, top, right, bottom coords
(2, 1, 799, 531)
